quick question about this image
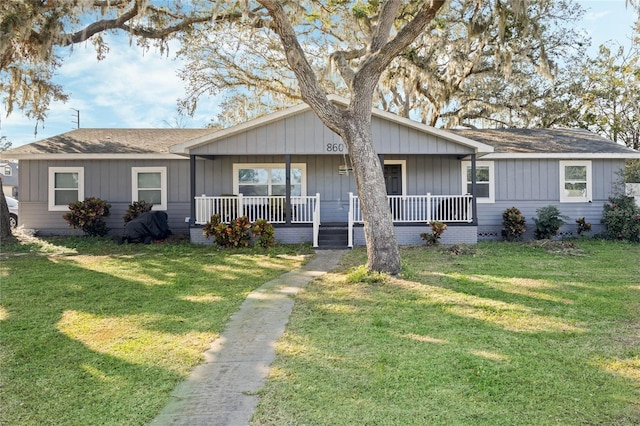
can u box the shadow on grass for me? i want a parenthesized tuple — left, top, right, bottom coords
(0, 238, 306, 425)
(253, 241, 640, 425)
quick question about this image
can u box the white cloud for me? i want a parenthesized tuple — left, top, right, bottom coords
(2, 35, 221, 147)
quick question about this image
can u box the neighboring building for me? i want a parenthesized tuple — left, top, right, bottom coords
(2, 98, 639, 246)
(0, 161, 19, 198)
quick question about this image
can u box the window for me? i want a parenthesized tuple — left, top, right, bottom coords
(49, 167, 84, 211)
(233, 164, 306, 196)
(560, 161, 592, 202)
(132, 167, 167, 210)
(3, 165, 11, 176)
(461, 161, 494, 203)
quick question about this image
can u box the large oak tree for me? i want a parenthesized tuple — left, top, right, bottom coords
(3, 1, 636, 271)
(3, 0, 448, 272)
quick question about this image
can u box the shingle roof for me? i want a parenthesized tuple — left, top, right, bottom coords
(3, 126, 638, 159)
(451, 128, 638, 154)
(2, 128, 217, 156)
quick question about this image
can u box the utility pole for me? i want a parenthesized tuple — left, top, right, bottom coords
(71, 108, 80, 129)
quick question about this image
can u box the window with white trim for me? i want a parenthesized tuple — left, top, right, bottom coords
(233, 164, 306, 196)
(461, 161, 494, 203)
(3, 165, 11, 176)
(132, 167, 167, 210)
(49, 167, 84, 211)
(560, 161, 592, 203)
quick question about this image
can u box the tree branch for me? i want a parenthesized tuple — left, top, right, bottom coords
(257, 0, 345, 135)
(360, 1, 446, 76)
(329, 47, 366, 90)
(370, 0, 402, 53)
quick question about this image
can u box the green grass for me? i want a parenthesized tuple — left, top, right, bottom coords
(252, 240, 640, 425)
(0, 236, 311, 425)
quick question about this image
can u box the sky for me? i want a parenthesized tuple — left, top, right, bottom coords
(0, 0, 638, 148)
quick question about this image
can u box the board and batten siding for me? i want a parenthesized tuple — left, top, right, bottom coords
(18, 158, 192, 234)
(194, 155, 358, 223)
(190, 110, 475, 156)
(476, 158, 626, 239)
(195, 154, 467, 223)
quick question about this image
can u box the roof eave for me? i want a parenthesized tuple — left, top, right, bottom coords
(0, 153, 187, 161)
(484, 152, 640, 159)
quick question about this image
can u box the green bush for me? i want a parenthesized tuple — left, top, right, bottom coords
(123, 200, 153, 223)
(62, 197, 111, 237)
(502, 207, 526, 241)
(252, 218, 276, 248)
(601, 195, 640, 242)
(533, 205, 568, 239)
(625, 160, 640, 183)
(420, 221, 447, 246)
(203, 215, 252, 248)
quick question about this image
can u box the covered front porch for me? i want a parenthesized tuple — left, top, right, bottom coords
(192, 192, 476, 247)
(172, 97, 493, 247)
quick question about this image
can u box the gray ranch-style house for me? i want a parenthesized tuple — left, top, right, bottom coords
(3, 97, 640, 247)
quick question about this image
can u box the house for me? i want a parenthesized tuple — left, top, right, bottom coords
(1, 161, 19, 197)
(2, 98, 639, 246)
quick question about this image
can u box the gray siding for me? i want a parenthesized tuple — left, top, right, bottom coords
(191, 110, 474, 156)
(194, 154, 464, 223)
(493, 158, 621, 202)
(372, 117, 472, 155)
(477, 158, 625, 238)
(194, 155, 358, 223)
(17, 156, 624, 238)
(18, 159, 192, 234)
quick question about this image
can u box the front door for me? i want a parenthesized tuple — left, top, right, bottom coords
(384, 164, 402, 195)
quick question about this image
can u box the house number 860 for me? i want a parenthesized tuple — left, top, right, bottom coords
(326, 143, 345, 152)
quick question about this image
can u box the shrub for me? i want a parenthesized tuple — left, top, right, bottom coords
(251, 218, 276, 248)
(575, 217, 592, 236)
(533, 205, 569, 239)
(203, 215, 252, 248)
(601, 195, 640, 242)
(625, 159, 640, 183)
(501, 207, 526, 241)
(123, 200, 153, 223)
(62, 197, 111, 237)
(420, 221, 447, 246)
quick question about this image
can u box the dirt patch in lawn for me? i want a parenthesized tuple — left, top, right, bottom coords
(526, 239, 586, 256)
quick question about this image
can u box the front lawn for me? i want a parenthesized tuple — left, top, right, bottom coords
(253, 240, 640, 425)
(0, 236, 311, 425)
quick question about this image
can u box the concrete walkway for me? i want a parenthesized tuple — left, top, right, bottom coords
(151, 250, 346, 426)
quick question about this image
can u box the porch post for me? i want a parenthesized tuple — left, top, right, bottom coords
(190, 155, 196, 221)
(285, 154, 292, 224)
(470, 154, 478, 225)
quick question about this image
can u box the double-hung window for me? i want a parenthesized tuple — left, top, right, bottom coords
(49, 167, 84, 211)
(233, 164, 306, 196)
(461, 161, 494, 203)
(132, 167, 167, 210)
(560, 161, 592, 202)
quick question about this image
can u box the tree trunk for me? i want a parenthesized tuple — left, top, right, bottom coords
(0, 177, 17, 244)
(342, 113, 401, 274)
(257, 0, 446, 275)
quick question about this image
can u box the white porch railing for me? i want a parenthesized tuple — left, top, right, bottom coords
(348, 192, 474, 247)
(194, 193, 321, 247)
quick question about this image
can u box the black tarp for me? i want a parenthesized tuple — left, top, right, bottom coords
(120, 211, 172, 244)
